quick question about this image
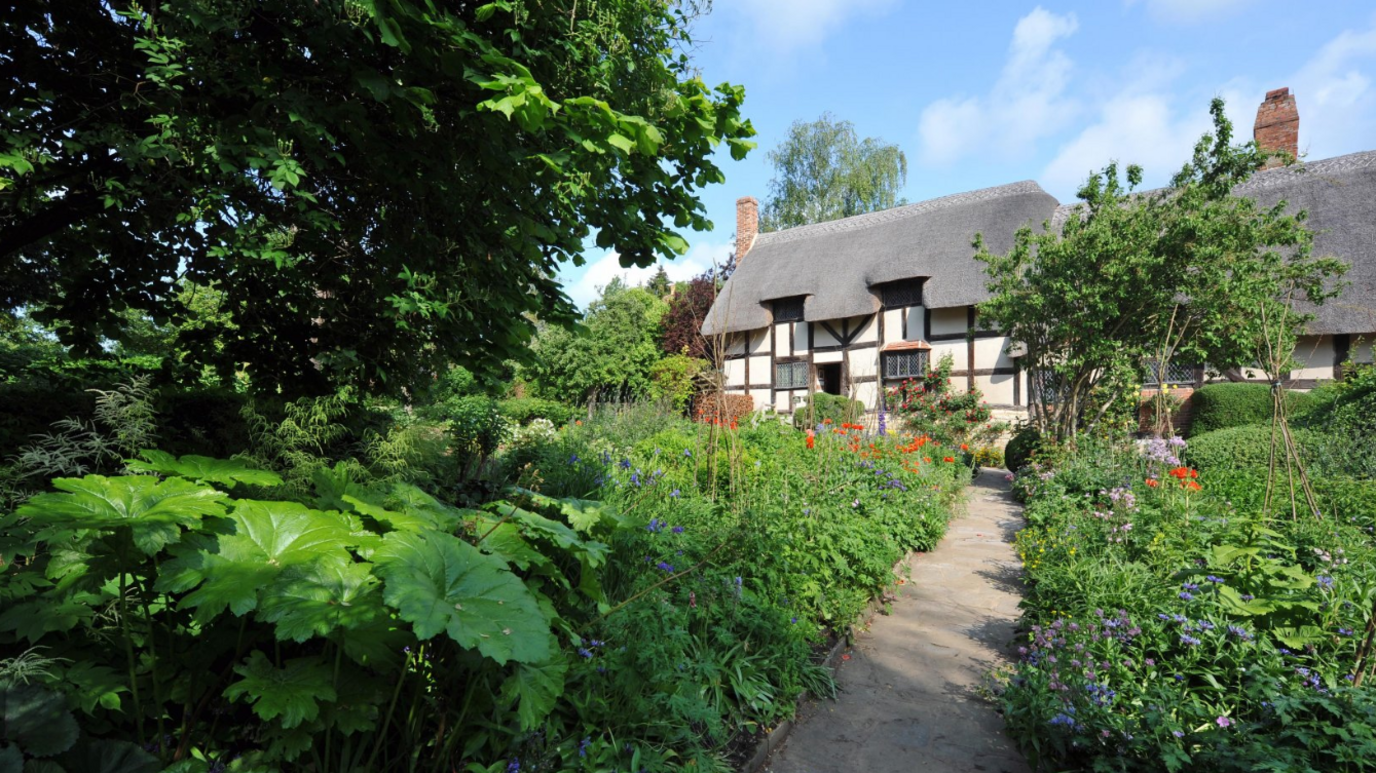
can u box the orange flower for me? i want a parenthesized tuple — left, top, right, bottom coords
(960, 444, 969, 452)
(575, 420, 583, 426)
(806, 429, 816, 450)
(943, 456, 955, 463)
(1184, 480, 1202, 491)
(1146, 478, 1159, 488)
(923, 457, 932, 463)
(823, 418, 833, 425)
(730, 421, 738, 431)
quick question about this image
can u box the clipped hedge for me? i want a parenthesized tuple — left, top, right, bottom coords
(497, 397, 576, 428)
(1185, 423, 1323, 473)
(1004, 426, 1041, 473)
(1190, 382, 1317, 435)
(693, 392, 753, 426)
(791, 392, 865, 429)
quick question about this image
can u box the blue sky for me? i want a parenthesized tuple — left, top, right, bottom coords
(558, 0, 1376, 307)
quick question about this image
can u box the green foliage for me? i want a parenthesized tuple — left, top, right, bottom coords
(498, 398, 578, 428)
(1186, 424, 1322, 474)
(975, 98, 1346, 443)
(1004, 426, 1041, 473)
(526, 281, 669, 404)
(886, 354, 1006, 447)
(1000, 429, 1376, 771)
(761, 112, 907, 231)
(2, 0, 753, 397)
(648, 355, 709, 414)
(790, 393, 864, 430)
(1190, 382, 1318, 435)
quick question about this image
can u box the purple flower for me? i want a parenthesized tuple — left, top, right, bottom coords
(1179, 591, 1194, 601)
(670, 488, 681, 498)
(646, 519, 665, 533)
(508, 758, 521, 773)
(569, 454, 580, 464)
(672, 525, 685, 534)
(1227, 625, 1253, 641)
(1216, 716, 1233, 728)
(1180, 634, 1201, 646)
(1145, 658, 1155, 666)
(1206, 575, 1225, 584)
(578, 648, 593, 659)
(1317, 575, 1335, 590)
(579, 737, 591, 758)
(1172, 730, 1184, 738)
(656, 562, 675, 573)
(683, 449, 692, 457)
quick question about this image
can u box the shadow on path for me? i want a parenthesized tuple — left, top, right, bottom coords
(764, 469, 1032, 773)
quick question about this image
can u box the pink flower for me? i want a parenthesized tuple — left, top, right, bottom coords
(1216, 716, 1232, 728)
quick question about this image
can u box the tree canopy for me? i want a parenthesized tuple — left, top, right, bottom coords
(974, 99, 1346, 442)
(761, 113, 907, 231)
(524, 279, 668, 404)
(1, 0, 753, 396)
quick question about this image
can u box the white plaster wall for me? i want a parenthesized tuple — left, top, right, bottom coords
(748, 355, 771, 385)
(977, 373, 1016, 406)
(748, 389, 771, 410)
(1292, 335, 1335, 380)
(906, 307, 925, 341)
(852, 314, 878, 344)
(814, 350, 843, 364)
(848, 350, 878, 379)
(930, 341, 968, 371)
(929, 307, 967, 336)
(770, 324, 787, 357)
(974, 337, 1015, 370)
(882, 309, 902, 346)
(724, 359, 745, 387)
(853, 381, 880, 410)
(725, 333, 746, 356)
(1354, 338, 1375, 363)
(748, 329, 769, 356)
(814, 323, 840, 348)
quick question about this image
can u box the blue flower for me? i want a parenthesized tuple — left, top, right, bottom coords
(1206, 575, 1225, 584)
(657, 562, 675, 573)
(1317, 575, 1335, 590)
(672, 525, 685, 534)
(683, 449, 692, 457)
(670, 488, 681, 498)
(1227, 625, 1253, 641)
(569, 454, 580, 464)
(620, 458, 632, 470)
(1178, 591, 1194, 601)
(1049, 712, 1077, 727)
(579, 737, 591, 758)
(646, 518, 664, 533)
(1180, 634, 1201, 646)
(507, 758, 521, 773)
(578, 648, 593, 659)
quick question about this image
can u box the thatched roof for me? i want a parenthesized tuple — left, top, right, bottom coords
(1238, 150, 1376, 335)
(703, 150, 1376, 337)
(702, 181, 1058, 335)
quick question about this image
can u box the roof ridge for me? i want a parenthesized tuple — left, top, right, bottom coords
(754, 180, 1048, 247)
(1237, 149, 1376, 193)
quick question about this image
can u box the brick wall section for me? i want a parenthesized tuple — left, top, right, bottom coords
(1139, 387, 1197, 435)
(736, 196, 759, 262)
(1254, 87, 1299, 168)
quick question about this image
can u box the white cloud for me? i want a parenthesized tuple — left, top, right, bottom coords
(1040, 94, 1212, 197)
(1125, 0, 1255, 24)
(1287, 17, 1376, 158)
(563, 240, 733, 310)
(918, 7, 1080, 166)
(726, 0, 894, 50)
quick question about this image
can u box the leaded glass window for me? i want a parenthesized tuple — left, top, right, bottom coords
(883, 351, 927, 380)
(774, 361, 809, 389)
(772, 297, 805, 322)
(879, 279, 924, 309)
(1142, 360, 1197, 386)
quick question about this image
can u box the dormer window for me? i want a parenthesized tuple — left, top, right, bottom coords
(772, 296, 805, 322)
(877, 278, 925, 309)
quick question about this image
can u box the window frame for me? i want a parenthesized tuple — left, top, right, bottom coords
(883, 350, 928, 380)
(877, 278, 925, 309)
(774, 360, 810, 390)
(771, 296, 805, 323)
(1142, 359, 1198, 387)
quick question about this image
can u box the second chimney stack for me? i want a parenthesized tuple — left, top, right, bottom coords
(1254, 87, 1299, 167)
(735, 196, 759, 263)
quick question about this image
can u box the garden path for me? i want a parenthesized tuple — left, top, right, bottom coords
(763, 469, 1031, 773)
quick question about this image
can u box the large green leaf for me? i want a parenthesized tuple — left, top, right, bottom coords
(55, 739, 159, 773)
(372, 532, 554, 665)
(17, 476, 228, 554)
(126, 450, 283, 489)
(256, 558, 384, 641)
(1, 682, 78, 757)
(0, 594, 99, 643)
(341, 495, 431, 533)
(500, 661, 566, 732)
(224, 651, 336, 729)
(179, 500, 355, 620)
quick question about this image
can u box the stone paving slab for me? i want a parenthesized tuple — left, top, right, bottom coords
(764, 469, 1032, 773)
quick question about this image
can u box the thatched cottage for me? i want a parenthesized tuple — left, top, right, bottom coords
(702, 88, 1376, 420)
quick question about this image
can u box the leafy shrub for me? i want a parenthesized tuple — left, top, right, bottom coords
(435, 395, 508, 458)
(973, 445, 1005, 469)
(498, 396, 577, 428)
(1186, 424, 1322, 474)
(693, 392, 753, 426)
(1189, 382, 1317, 435)
(888, 354, 1006, 447)
(790, 392, 864, 430)
(1004, 426, 1041, 473)
(648, 354, 709, 414)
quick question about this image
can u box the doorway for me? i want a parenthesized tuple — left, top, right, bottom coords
(818, 363, 842, 395)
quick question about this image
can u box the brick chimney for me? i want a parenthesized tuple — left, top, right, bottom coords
(735, 196, 759, 262)
(1254, 87, 1298, 168)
